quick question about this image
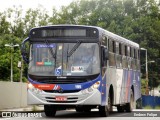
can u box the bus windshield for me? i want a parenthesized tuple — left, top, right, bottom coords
(28, 42, 100, 76)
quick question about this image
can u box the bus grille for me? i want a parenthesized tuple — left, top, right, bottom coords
(43, 90, 80, 93)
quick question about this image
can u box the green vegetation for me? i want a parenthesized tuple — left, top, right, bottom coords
(155, 106, 160, 109)
(141, 79, 147, 95)
(143, 105, 160, 109)
(0, 0, 160, 84)
(143, 105, 153, 109)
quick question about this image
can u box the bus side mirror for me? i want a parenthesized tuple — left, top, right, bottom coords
(21, 37, 30, 64)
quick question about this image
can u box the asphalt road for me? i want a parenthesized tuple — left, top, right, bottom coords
(1, 109, 160, 120)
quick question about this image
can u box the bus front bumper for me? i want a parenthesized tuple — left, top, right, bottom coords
(27, 88, 101, 105)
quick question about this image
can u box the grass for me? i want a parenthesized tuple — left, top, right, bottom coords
(143, 105, 160, 109)
(143, 105, 153, 109)
(154, 106, 160, 109)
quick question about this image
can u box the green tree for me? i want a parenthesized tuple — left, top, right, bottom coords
(0, 0, 160, 85)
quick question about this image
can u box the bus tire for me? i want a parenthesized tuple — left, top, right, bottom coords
(76, 106, 91, 112)
(117, 105, 124, 112)
(108, 92, 113, 112)
(99, 105, 109, 117)
(99, 95, 112, 117)
(125, 89, 134, 112)
(75, 106, 84, 112)
(44, 105, 56, 117)
(84, 107, 91, 113)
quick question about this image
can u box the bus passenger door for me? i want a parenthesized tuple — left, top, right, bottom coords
(101, 45, 109, 105)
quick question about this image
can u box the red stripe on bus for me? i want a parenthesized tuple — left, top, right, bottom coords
(33, 84, 55, 90)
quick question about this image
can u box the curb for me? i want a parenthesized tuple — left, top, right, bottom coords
(0, 105, 44, 112)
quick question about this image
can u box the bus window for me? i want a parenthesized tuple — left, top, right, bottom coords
(121, 44, 125, 55)
(109, 39, 112, 52)
(119, 43, 122, 55)
(102, 36, 108, 47)
(128, 46, 130, 57)
(125, 45, 127, 56)
(130, 47, 132, 57)
(116, 42, 119, 54)
(115, 42, 122, 68)
(113, 41, 116, 53)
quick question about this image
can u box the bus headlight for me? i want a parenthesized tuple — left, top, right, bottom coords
(28, 83, 34, 89)
(92, 81, 100, 89)
(81, 81, 100, 94)
(27, 83, 42, 94)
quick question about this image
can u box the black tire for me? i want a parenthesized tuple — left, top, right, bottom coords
(125, 90, 135, 112)
(44, 105, 56, 117)
(75, 107, 84, 112)
(84, 107, 91, 113)
(99, 105, 109, 117)
(99, 95, 112, 117)
(136, 97, 142, 109)
(117, 105, 124, 112)
(76, 106, 91, 113)
(108, 95, 113, 112)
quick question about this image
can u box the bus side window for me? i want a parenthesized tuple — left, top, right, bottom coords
(109, 39, 116, 67)
(124, 45, 127, 56)
(116, 42, 119, 54)
(115, 42, 121, 68)
(119, 43, 122, 55)
(130, 47, 132, 57)
(127, 46, 130, 57)
(113, 41, 116, 53)
(109, 39, 112, 52)
(137, 49, 140, 70)
(102, 36, 108, 48)
(124, 45, 128, 68)
(131, 47, 135, 69)
(119, 43, 122, 68)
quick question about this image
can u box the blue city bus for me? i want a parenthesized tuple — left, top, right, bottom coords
(21, 25, 141, 117)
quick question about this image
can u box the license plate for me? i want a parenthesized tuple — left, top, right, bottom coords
(55, 96, 67, 101)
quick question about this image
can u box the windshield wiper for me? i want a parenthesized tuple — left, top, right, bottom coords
(44, 39, 56, 59)
(67, 40, 81, 57)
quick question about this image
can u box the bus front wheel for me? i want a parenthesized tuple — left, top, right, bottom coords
(99, 105, 109, 117)
(99, 95, 112, 117)
(44, 105, 56, 117)
(75, 106, 91, 112)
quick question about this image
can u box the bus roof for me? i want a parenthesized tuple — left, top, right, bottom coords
(30, 25, 139, 48)
(93, 26, 139, 48)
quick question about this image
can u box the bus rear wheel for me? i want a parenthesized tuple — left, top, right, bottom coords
(117, 105, 124, 112)
(44, 105, 56, 117)
(125, 90, 134, 112)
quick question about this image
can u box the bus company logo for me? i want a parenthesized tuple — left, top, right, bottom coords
(71, 66, 84, 72)
(53, 85, 61, 90)
(58, 88, 64, 93)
